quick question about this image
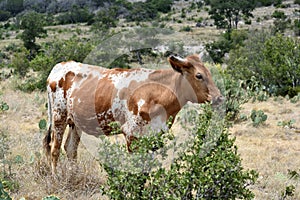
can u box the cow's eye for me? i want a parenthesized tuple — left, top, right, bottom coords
(196, 73, 203, 80)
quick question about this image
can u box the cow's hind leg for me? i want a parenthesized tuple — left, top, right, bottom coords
(50, 118, 67, 175)
(64, 124, 81, 160)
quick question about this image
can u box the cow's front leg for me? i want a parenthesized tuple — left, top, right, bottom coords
(121, 116, 147, 152)
(64, 125, 81, 160)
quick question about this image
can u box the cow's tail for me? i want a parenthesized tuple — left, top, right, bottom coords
(43, 91, 52, 158)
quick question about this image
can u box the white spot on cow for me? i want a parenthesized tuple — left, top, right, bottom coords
(137, 99, 145, 112)
(173, 56, 187, 63)
(108, 69, 151, 90)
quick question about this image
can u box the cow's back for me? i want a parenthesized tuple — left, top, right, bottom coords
(47, 61, 107, 135)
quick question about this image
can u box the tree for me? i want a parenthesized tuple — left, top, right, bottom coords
(19, 11, 47, 56)
(208, 0, 256, 30)
(92, 6, 118, 32)
(4, 0, 24, 16)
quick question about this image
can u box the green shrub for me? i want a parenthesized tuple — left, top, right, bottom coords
(42, 195, 60, 200)
(180, 26, 192, 32)
(0, 182, 11, 200)
(294, 19, 300, 36)
(9, 48, 30, 77)
(0, 129, 19, 193)
(250, 109, 268, 127)
(101, 104, 258, 199)
(294, 0, 300, 5)
(277, 119, 295, 128)
(223, 74, 251, 120)
(55, 5, 94, 25)
(16, 37, 92, 92)
(272, 10, 286, 19)
(205, 29, 248, 63)
(227, 31, 300, 97)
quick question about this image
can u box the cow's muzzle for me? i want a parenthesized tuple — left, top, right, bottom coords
(212, 95, 225, 106)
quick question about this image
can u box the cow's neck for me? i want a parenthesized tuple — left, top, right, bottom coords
(149, 69, 198, 119)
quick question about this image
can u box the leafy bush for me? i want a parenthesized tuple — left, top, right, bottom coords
(55, 5, 94, 25)
(227, 31, 300, 97)
(180, 26, 192, 32)
(0, 182, 11, 200)
(16, 37, 92, 92)
(9, 48, 30, 77)
(92, 7, 118, 32)
(294, 19, 300, 36)
(250, 109, 268, 127)
(101, 104, 258, 199)
(0, 129, 19, 193)
(126, 0, 173, 22)
(205, 29, 248, 63)
(223, 73, 251, 120)
(272, 10, 286, 19)
(255, 0, 282, 6)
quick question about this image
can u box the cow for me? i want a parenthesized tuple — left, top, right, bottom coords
(44, 54, 223, 174)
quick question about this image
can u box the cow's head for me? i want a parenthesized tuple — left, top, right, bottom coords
(168, 54, 223, 105)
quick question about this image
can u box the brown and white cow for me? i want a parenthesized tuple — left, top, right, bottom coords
(44, 54, 223, 174)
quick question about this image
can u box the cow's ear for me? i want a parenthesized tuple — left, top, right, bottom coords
(168, 55, 189, 74)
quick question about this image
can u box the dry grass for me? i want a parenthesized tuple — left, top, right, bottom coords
(231, 97, 300, 199)
(0, 79, 106, 199)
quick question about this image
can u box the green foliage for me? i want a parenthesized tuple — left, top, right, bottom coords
(0, 129, 19, 193)
(262, 34, 300, 96)
(281, 185, 295, 199)
(18, 11, 47, 54)
(250, 109, 268, 127)
(16, 37, 92, 92)
(277, 119, 296, 128)
(42, 195, 61, 200)
(0, 10, 11, 22)
(126, 0, 173, 22)
(205, 29, 248, 63)
(227, 31, 300, 97)
(255, 0, 282, 6)
(224, 74, 251, 120)
(55, 5, 94, 25)
(290, 93, 300, 103)
(4, 0, 23, 16)
(0, 182, 11, 200)
(0, 94, 9, 113)
(208, 0, 256, 30)
(101, 104, 258, 199)
(295, 0, 300, 4)
(180, 26, 192, 32)
(272, 17, 291, 34)
(38, 119, 47, 130)
(92, 7, 118, 32)
(293, 19, 300, 36)
(9, 48, 30, 77)
(272, 10, 286, 19)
